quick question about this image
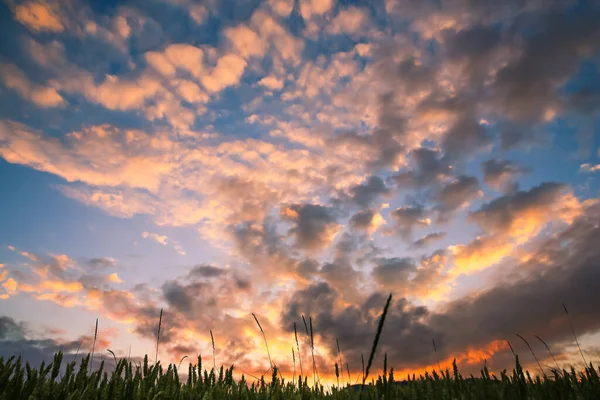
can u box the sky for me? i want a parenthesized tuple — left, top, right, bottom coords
(0, 0, 600, 385)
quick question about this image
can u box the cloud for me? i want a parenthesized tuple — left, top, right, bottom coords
(146, 44, 205, 79)
(13, 1, 64, 33)
(258, 75, 284, 90)
(468, 182, 581, 238)
(580, 163, 600, 173)
(267, 0, 294, 17)
(349, 176, 390, 207)
(451, 182, 586, 275)
(388, 205, 430, 239)
(224, 25, 266, 59)
(300, 0, 335, 20)
(0, 63, 65, 107)
(434, 175, 482, 221)
(372, 252, 450, 299)
(141, 231, 168, 246)
(186, 265, 221, 280)
(87, 257, 117, 269)
(281, 204, 600, 372)
(328, 7, 370, 36)
(201, 54, 247, 93)
(482, 159, 529, 192)
(412, 232, 447, 249)
(281, 204, 340, 251)
(391, 147, 451, 189)
(106, 272, 123, 284)
(141, 231, 186, 255)
(349, 209, 384, 233)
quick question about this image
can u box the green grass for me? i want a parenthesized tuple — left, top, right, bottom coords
(1, 351, 600, 399)
(2, 297, 599, 399)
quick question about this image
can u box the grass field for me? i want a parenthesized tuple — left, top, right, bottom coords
(1, 351, 600, 399)
(2, 295, 599, 399)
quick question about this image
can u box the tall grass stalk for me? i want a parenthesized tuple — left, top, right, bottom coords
(507, 340, 516, 356)
(516, 334, 546, 377)
(535, 335, 560, 372)
(89, 318, 98, 373)
(433, 338, 442, 373)
(292, 347, 296, 382)
(310, 316, 320, 385)
(72, 339, 83, 363)
(563, 303, 587, 366)
(360, 293, 392, 399)
(252, 313, 273, 370)
(178, 355, 188, 371)
(210, 329, 216, 372)
(294, 322, 303, 378)
(155, 308, 163, 365)
(302, 315, 316, 386)
(107, 349, 117, 366)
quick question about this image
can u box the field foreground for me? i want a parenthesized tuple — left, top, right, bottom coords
(1, 351, 599, 399)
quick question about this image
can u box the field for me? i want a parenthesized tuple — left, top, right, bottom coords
(1, 352, 600, 399)
(2, 296, 600, 399)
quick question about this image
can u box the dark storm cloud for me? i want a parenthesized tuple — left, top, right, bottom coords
(412, 232, 447, 249)
(350, 176, 390, 207)
(0, 316, 114, 372)
(434, 175, 481, 221)
(281, 204, 600, 372)
(445, 24, 502, 60)
(468, 182, 568, 234)
(281, 204, 338, 251)
(492, 6, 600, 125)
(482, 159, 529, 192)
(389, 205, 429, 239)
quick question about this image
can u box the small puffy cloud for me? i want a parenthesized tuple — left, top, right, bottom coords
(580, 163, 600, 173)
(412, 232, 447, 249)
(391, 147, 451, 189)
(388, 205, 430, 239)
(442, 118, 492, 160)
(350, 176, 390, 207)
(141, 231, 168, 246)
(281, 204, 340, 251)
(87, 73, 162, 111)
(201, 54, 247, 93)
(482, 159, 529, 192)
(106, 273, 123, 284)
(258, 75, 284, 90)
(268, 0, 294, 17)
(328, 7, 369, 36)
(349, 209, 384, 233)
(87, 257, 117, 269)
(188, 264, 225, 279)
(300, 0, 335, 20)
(13, 1, 64, 33)
(434, 175, 482, 221)
(372, 257, 416, 290)
(224, 25, 266, 59)
(0, 63, 64, 107)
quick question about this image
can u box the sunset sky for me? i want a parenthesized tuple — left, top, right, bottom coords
(1, 0, 600, 384)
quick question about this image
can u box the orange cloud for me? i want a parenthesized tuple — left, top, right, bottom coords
(14, 1, 64, 33)
(0, 63, 64, 107)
